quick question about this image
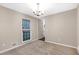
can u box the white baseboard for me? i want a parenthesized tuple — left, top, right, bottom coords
(45, 40, 77, 49)
(0, 39, 76, 54)
(0, 39, 37, 54)
(0, 43, 25, 54)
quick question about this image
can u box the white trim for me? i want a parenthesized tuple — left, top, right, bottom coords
(0, 39, 76, 54)
(0, 39, 37, 54)
(45, 40, 77, 49)
(0, 43, 25, 54)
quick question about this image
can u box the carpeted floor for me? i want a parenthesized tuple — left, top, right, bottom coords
(1, 40, 78, 55)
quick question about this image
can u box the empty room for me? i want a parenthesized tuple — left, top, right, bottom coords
(0, 3, 79, 55)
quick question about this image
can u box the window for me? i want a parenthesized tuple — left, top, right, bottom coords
(23, 30, 30, 41)
(22, 19, 30, 41)
(22, 20, 30, 29)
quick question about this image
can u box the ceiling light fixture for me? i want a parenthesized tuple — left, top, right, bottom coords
(33, 3, 44, 16)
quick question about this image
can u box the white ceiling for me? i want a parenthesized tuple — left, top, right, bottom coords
(0, 3, 78, 19)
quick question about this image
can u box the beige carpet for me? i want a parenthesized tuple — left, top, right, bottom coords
(1, 40, 78, 55)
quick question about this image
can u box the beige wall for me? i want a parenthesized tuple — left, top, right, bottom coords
(77, 6, 79, 52)
(38, 19, 44, 39)
(0, 6, 38, 51)
(44, 9, 77, 48)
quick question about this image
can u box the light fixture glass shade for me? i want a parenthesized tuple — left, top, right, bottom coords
(33, 3, 44, 16)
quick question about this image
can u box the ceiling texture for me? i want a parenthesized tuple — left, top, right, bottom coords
(0, 3, 78, 19)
